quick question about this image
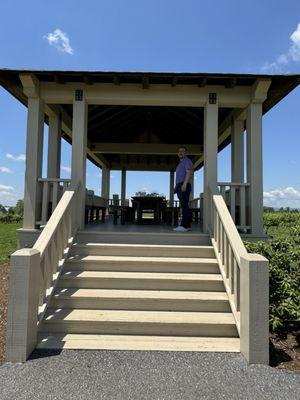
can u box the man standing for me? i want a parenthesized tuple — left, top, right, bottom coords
(173, 145, 193, 232)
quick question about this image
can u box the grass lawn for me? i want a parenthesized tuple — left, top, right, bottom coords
(0, 222, 21, 264)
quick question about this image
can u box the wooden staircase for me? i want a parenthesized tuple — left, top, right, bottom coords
(37, 234, 240, 352)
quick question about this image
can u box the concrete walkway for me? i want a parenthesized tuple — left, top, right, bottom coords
(0, 350, 299, 400)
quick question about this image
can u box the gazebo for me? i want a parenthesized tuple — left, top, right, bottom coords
(1, 69, 299, 364)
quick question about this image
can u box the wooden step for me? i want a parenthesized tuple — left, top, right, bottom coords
(37, 333, 240, 352)
(76, 230, 211, 246)
(58, 270, 224, 291)
(65, 255, 219, 274)
(40, 309, 238, 337)
(52, 288, 231, 312)
(70, 243, 215, 258)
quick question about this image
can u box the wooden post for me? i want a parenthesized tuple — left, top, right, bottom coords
(240, 253, 269, 364)
(246, 103, 264, 235)
(6, 249, 40, 362)
(71, 90, 87, 229)
(47, 113, 61, 178)
(101, 167, 110, 206)
(23, 97, 45, 229)
(121, 169, 126, 206)
(231, 118, 244, 182)
(203, 93, 218, 232)
(169, 171, 174, 206)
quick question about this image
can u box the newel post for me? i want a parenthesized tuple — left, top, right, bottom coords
(6, 249, 41, 362)
(240, 253, 269, 364)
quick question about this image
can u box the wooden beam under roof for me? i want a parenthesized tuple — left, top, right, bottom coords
(54, 74, 66, 84)
(91, 142, 202, 155)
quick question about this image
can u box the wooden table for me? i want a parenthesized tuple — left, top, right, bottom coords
(131, 196, 166, 224)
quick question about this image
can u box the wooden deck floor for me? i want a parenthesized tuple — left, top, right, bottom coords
(84, 217, 204, 234)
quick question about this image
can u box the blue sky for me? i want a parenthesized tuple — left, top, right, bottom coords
(0, 0, 300, 207)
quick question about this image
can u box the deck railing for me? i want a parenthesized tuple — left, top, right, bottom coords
(6, 183, 80, 362)
(217, 182, 250, 232)
(209, 185, 269, 364)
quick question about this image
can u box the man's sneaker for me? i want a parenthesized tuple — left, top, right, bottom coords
(173, 226, 188, 232)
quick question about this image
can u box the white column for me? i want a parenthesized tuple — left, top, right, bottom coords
(71, 90, 88, 229)
(121, 169, 126, 206)
(101, 167, 110, 205)
(23, 96, 45, 229)
(169, 171, 174, 206)
(246, 103, 264, 235)
(203, 94, 218, 232)
(47, 113, 61, 178)
(231, 118, 244, 182)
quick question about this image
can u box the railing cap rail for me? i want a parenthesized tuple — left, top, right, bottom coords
(38, 178, 71, 183)
(218, 182, 250, 187)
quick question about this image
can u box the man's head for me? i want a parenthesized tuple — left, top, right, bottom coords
(178, 145, 187, 160)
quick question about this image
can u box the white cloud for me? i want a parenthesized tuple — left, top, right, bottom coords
(61, 165, 71, 173)
(262, 23, 300, 73)
(0, 167, 12, 173)
(44, 29, 74, 55)
(264, 186, 300, 208)
(6, 153, 25, 161)
(0, 184, 13, 191)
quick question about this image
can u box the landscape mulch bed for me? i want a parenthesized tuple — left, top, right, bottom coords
(0, 263, 299, 371)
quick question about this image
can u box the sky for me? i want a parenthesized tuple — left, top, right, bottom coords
(0, 0, 300, 208)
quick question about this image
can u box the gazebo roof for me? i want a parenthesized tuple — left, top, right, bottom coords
(1, 69, 299, 171)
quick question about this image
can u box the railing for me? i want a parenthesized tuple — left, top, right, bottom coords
(37, 178, 71, 226)
(189, 197, 200, 208)
(217, 182, 250, 232)
(209, 185, 269, 364)
(6, 183, 80, 362)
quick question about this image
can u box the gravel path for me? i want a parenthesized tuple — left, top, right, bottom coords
(0, 350, 299, 400)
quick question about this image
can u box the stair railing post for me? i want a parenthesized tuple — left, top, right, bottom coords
(240, 253, 269, 364)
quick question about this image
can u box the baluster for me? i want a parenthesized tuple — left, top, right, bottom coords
(213, 206, 217, 240)
(39, 257, 45, 307)
(234, 260, 240, 311)
(51, 237, 58, 274)
(225, 236, 230, 277)
(220, 185, 226, 200)
(240, 185, 246, 229)
(41, 181, 50, 224)
(52, 181, 59, 213)
(217, 216, 221, 253)
(57, 223, 64, 261)
(229, 249, 235, 294)
(221, 226, 225, 266)
(230, 186, 236, 222)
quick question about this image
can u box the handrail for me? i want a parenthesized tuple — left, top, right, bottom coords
(34, 182, 80, 320)
(208, 185, 269, 364)
(34, 184, 78, 257)
(212, 194, 247, 264)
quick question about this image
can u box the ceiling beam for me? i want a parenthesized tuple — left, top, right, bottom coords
(91, 142, 202, 155)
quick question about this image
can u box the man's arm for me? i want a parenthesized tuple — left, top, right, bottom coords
(181, 169, 192, 192)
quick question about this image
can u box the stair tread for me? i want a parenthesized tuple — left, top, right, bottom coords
(67, 255, 217, 264)
(72, 243, 213, 250)
(61, 270, 223, 281)
(44, 309, 235, 324)
(37, 333, 240, 352)
(53, 288, 228, 300)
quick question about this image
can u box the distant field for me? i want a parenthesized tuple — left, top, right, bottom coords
(0, 222, 21, 264)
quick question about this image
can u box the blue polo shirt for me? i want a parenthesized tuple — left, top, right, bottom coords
(175, 156, 193, 184)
